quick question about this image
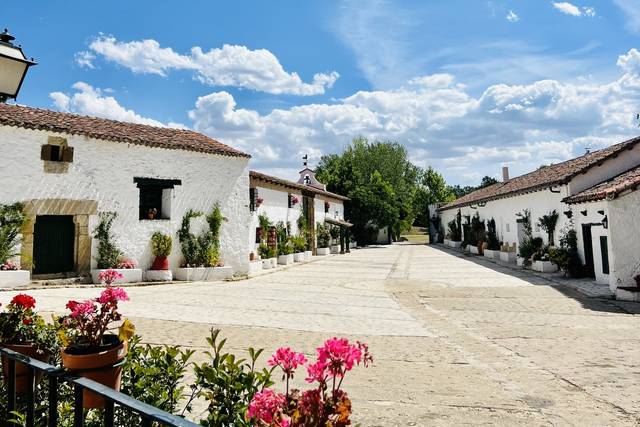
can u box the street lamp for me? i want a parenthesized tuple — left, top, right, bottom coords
(0, 29, 36, 102)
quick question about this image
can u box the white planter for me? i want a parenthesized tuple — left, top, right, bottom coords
(278, 254, 294, 265)
(145, 270, 173, 282)
(261, 258, 273, 269)
(451, 241, 462, 249)
(174, 266, 233, 282)
(531, 260, 558, 273)
(293, 252, 305, 262)
(0, 270, 30, 288)
(304, 250, 313, 261)
(500, 251, 517, 263)
(483, 249, 499, 259)
(349, 242, 357, 249)
(269, 258, 277, 268)
(330, 245, 341, 254)
(249, 260, 263, 274)
(516, 257, 525, 267)
(615, 288, 640, 302)
(91, 269, 143, 284)
(316, 247, 331, 256)
(469, 245, 479, 255)
(444, 239, 450, 246)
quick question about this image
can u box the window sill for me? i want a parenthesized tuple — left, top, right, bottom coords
(139, 218, 171, 222)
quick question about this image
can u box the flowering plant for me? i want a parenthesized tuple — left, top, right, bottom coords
(256, 197, 264, 207)
(0, 261, 19, 270)
(58, 279, 134, 350)
(247, 337, 372, 426)
(0, 294, 58, 354)
(117, 258, 137, 270)
(290, 196, 300, 206)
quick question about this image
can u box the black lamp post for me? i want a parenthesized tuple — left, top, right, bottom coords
(0, 29, 36, 103)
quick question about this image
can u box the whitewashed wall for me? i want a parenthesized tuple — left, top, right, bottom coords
(0, 125, 251, 274)
(249, 185, 303, 254)
(440, 186, 571, 250)
(570, 200, 610, 286)
(608, 190, 640, 290)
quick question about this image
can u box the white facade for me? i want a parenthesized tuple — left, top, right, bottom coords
(0, 124, 251, 275)
(438, 140, 640, 292)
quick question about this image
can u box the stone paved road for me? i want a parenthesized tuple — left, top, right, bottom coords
(2, 244, 640, 426)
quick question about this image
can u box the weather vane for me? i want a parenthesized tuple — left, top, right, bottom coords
(303, 154, 308, 167)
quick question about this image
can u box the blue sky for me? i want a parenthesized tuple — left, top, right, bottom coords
(4, 0, 640, 184)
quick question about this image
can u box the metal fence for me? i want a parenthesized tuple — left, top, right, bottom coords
(1, 347, 199, 427)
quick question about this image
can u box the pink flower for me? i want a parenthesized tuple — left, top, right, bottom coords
(268, 347, 307, 375)
(98, 269, 123, 286)
(68, 300, 95, 318)
(316, 337, 363, 378)
(117, 259, 137, 269)
(1, 261, 19, 271)
(305, 360, 328, 384)
(98, 287, 129, 304)
(247, 389, 286, 424)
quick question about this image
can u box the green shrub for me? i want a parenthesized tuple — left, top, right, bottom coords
(538, 210, 559, 245)
(178, 209, 203, 267)
(93, 212, 122, 269)
(486, 218, 500, 250)
(194, 329, 273, 427)
(329, 225, 340, 240)
(0, 202, 26, 265)
(447, 219, 461, 241)
(290, 235, 307, 253)
(151, 232, 172, 257)
(316, 223, 330, 247)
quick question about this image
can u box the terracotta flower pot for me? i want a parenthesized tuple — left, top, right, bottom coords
(151, 255, 169, 270)
(61, 338, 128, 409)
(1, 343, 49, 394)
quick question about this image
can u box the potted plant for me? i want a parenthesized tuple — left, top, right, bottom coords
(58, 270, 134, 408)
(329, 226, 341, 254)
(483, 218, 501, 259)
(147, 208, 158, 220)
(291, 235, 307, 262)
(147, 232, 172, 281)
(258, 243, 277, 269)
(0, 203, 30, 287)
(256, 197, 264, 208)
(91, 212, 142, 284)
(531, 246, 558, 273)
(175, 205, 233, 281)
(316, 223, 331, 255)
(0, 294, 58, 393)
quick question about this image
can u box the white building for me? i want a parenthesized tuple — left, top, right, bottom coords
(0, 103, 251, 277)
(438, 136, 640, 293)
(248, 169, 349, 255)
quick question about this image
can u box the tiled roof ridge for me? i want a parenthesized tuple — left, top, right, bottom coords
(0, 103, 250, 158)
(250, 170, 350, 201)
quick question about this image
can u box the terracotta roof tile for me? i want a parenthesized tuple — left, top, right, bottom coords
(0, 103, 250, 158)
(440, 136, 640, 211)
(250, 170, 349, 201)
(563, 165, 640, 204)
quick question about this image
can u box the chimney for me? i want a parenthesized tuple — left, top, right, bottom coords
(502, 166, 510, 182)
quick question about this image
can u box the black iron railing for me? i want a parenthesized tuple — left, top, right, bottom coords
(0, 347, 199, 427)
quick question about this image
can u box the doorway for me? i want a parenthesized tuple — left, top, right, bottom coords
(581, 224, 595, 278)
(33, 215, 75, 275)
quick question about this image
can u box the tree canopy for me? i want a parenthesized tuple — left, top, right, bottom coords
(316, 137, 453, 243)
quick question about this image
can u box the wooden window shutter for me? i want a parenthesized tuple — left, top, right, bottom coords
(40, 144, 53, 161)
(62, 146, 74, 163)
(249, 188, 256, 212)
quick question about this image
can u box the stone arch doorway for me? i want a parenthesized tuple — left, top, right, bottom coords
(21, 199, 97, 278)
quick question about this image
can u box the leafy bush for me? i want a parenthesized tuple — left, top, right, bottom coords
(151, 232, 172, 257)
(290, 235, 307, 253)
(329, 225, 340, 241)
(316, 223, 330, 248)
(0, 203, 26, 265)
(257, 243, 276, 259)
(258, 214, 271, 242)
(93, 212, 123, 269)
(538, 210, 559, 246)
(550, 227, 582, 276)
(179, 206, 223, 267)
(194, 328, 274, 427)
(178, 209, 204, 267)
(447, 219, 461, 241)
(486, 218, 500, 250)
(517, 209, 539, 263)
(469, 212, 485, 246)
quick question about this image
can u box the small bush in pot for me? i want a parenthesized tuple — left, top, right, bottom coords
(93, 212, 123, 269)
(0, 294, 58, 393)
(150, 231, 172, 270)
(291, 236, 307, 253)
(0, 203, 26, 267)
(57, 271, 135, 408)
(316, 223, 330, 248)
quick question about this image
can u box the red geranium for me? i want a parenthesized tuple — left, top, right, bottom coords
(10, 294, 36, 310)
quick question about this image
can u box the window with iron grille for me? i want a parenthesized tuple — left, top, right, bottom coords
(134, 177, 181, 220)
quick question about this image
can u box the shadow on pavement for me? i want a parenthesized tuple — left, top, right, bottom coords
(429, 244, 640, 315)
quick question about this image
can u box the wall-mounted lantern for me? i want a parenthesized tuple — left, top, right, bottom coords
(0, 29, 36, 102)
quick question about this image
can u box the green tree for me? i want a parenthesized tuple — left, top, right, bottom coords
(413, 167, 455, 226)
(316, 137, 419, 244)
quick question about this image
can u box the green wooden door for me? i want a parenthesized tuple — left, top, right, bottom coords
(33, 215, 75, 274)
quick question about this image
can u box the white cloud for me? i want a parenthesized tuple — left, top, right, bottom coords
(86, 36, 339, 96)
(187, 49, 640, 184)
(74, 51, 96, 69)
(552, 2, 596, 17)
(613, 0, 640, 33)
(50, 82, 183, 128)
(506, 10, 520, 22)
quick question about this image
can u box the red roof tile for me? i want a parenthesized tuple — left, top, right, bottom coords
(440, 136, 640, 211)
(563, 165, 640, 204)
(250, 170, 349, 201)
(0, 103, 250, 158)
